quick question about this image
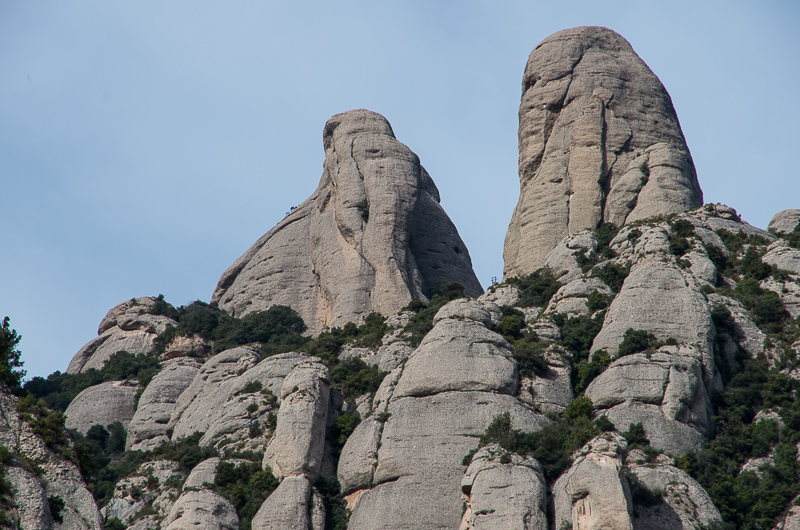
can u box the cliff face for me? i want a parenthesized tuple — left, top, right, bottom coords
(16, 26, 800, 530)
(504, 26, 703, 278)
(211, 109, 483, 334)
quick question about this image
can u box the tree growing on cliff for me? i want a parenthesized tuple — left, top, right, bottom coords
(0, 317, 25, 394)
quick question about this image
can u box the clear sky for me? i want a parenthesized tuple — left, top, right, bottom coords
(2, 1, 798, 379)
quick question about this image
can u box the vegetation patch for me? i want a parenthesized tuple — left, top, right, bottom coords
(401, 282, 467, 346)
(590, 262, 629, 293)
(506, 269, 561, 309)
(213, 458, 279, 530)
(24, 350, 160, 412)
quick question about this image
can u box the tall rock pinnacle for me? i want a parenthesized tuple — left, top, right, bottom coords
(212, 109, 483, 332)
(504, 26, 703, 278)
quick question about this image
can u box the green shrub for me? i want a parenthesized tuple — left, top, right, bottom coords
(627, 473, 663, 508)
(511, 335, 550, 378)
(617, 329, 657, 357)
(622, 422, 649, 448)
(0, 317, 25, 394)
(24, 350, 160, 412)
(669, 236, 691, 256)
(477, 412, 606, 482)
(48, 495, 65, 523)
(507, 269, 561, 308)
(330, 358, 387, 400)
(586, 291, 611, 313)
(706, 245, 729, 275)
(595, 223, 620, 258)
(671, 219, 695, 238)
(497, 306, 526, 341)
(316, 478, 350, 530)
(401, 282, 466, 346)
(590, 263, 629, 293)
(213, 459, 279, 530)
(330, 411, 361, 459)
(564, 397, 593, 420)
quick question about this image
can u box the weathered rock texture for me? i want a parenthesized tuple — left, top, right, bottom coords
(628, 460, 722, 529)
(340, 300, 548, 530)
(586, 351, 712, 455)
(460, 444, 547, 530)
(127, 359, 201, 451)
(0, 390, 103, 529)
(212, 109, 482, 333)
(769, 210, 800, 235)
(554, 434, 633, 530)
(64, 380, 138, 435)
(67, 297, 176, 373)
(504, 26, 702, 277)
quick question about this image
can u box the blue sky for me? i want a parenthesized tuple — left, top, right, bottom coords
(2, 1, 798, 379)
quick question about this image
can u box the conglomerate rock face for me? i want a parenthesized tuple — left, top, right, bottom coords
(504, 26, 703, 278)
(212, 109, 483, 334)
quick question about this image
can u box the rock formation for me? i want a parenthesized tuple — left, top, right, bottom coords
(504, 26, 703, 277)
(212, 109, 483, 333)
(67, 297, 176, 373)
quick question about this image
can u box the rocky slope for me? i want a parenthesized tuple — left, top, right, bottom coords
(6, 25, 800, 530)
(211, 109, 483, 334)
(504, 26, 703, 278)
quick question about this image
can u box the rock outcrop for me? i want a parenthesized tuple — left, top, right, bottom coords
(212, 109, 483, 333)
(340, 300, 548, 530)
(504, 26, 703, 277)
(0, 391, 103, 529)
(67, 297, 176, 373)
(769, 210, 800, 235)
(64, 380, 138, 435)
(460, 444, 547, 530)
(554, 433, 633, 530)
(126, 359, 201, 451)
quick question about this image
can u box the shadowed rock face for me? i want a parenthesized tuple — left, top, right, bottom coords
(212, 109, 482, 333)
(504, 26, 703, 277)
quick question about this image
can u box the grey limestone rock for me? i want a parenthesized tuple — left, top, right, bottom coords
(504, 26, 702, 277)
(165, 489, 238, 530)
(553, 433, 633, 530)
(0, 392, 102, 530)
(770, 210, 800, 235)
(251, 476, 324, 530)
(343, 297, 548, 530)
(461, 444, 547, 530)
(761, 277, 800, 319)
(212, 109, 482, 334)
(64, 380, 138, 435)
(392, 318, 518, 399)
(542, 230, 598, 284)
(263, 361, 330, 481)
(590, 253, 717, 386)
(586, 352, 712, 455)
(67, 297, 176, 374)
(127, 359, 201, 451)
(629, 463, 722, 530)
(763, 240, 800, 275)
(103, 460, 183, 524)
(547, 277, 612, 316)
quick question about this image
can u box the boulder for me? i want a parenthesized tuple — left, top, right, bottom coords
(263, 361, 330, 481)
(763, 240, 800, 275)
(64, 381, 138, 435)
(629, 463, 722, 529)
(553, 433, 633, 530)
(211, 109, 482, 334)
(768, 210, 800, 235)
(461, 444, 547, 530)
(547, 277, 612, 316)
(165, 489, 238, 530)
(251, 476, 323, 530)
(504, 26, 702, 277)
(127, 359, 201, 451)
